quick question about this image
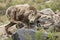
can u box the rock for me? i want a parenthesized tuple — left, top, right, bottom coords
(0, 24, 6, 36)
(37, 15, 54, 30)
(12, 28, 49, 40)
(48, 10, 60, 32)
(42, 31, 48, 40)
(0, 23, 17, 40)
(49, 23, 60, 32)
(53, 10, 60, 24)
(12, 28, 36, 40)
(36, 8, 55, 30)
(39, 8, 55, 15)
(0, 24, 8, 40)
(53, 14, 60, 24)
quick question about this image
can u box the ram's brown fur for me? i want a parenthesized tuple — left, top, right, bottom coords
(5, 4, 37, 35)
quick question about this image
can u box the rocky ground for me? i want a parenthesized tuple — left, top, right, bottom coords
(0, 22, 17, 40)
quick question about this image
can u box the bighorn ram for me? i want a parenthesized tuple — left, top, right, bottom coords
(5, 4, 41, 35)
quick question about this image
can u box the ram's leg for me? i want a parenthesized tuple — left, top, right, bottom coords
(5, 22, 16, 35)
(16, 22, 24, 29)
(25, 20, 30, 29)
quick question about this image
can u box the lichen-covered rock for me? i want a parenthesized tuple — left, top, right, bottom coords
(36, 14, 54, 30)
(39, 8, 55, 15)
(37, 8, 55, 27)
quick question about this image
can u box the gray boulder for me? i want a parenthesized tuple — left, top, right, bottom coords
(12, 28, 36, 40)
(40, 8, 55, 15)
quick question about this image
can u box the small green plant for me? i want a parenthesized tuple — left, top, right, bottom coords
(35, 28, 57, 40)
(35, 29, 45, 40)
(47, 32, 56, 40)
(7, 37, 12, 40)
